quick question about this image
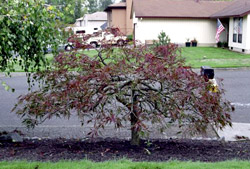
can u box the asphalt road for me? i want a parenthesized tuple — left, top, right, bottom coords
(0, 69, 249, 138)
(214, 69, 250, 123)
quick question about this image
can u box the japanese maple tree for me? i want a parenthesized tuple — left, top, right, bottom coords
(14, 31, 233, 145)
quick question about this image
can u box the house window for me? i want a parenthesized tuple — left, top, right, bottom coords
(233, 17, 243, 43)
(238, 17, 243, 43)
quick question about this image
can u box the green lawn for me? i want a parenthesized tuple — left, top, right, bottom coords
(181, 47, 250, 68)
(2, 54, 54, 73)
(1, 160, 250, 169)
(83, 49, 98, 58)
(85, 47, 250, 68)
(2, 47, 250, 72)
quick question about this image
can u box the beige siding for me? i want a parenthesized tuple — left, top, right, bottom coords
(134, 18, 227, 46)
(106, 0, 133, 35)
(126, 0, 133, 35)
(107, 11, 112, 27)
(111, 9, 126, 34)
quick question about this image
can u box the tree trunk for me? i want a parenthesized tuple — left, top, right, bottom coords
(130, 90, 140, 146)
(130, 111, 140, 145)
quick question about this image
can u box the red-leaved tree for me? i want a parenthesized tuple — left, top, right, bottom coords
(14, 31, 233, 145)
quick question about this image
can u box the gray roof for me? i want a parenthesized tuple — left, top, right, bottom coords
(133, 0, 233, 19)
(104, 2, 126, 11)
(77, 12, 107, 21)
(211, 0, 250, 18)
(100, 22, 108, 30)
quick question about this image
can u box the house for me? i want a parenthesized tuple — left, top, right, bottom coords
(104, 0, 133, 35)
(132, 0, 233, 46)
(131, 0, 250, 53)
(75, 11, 107, 29)
(211, 0, 250, 53)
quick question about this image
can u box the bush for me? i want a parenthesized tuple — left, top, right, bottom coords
(13, 30, 233, 146)
(153, 31, 171, 47)
(222, 42, 228, 48)
(127, 34, 133, 42)
(217, 41, 222, 48)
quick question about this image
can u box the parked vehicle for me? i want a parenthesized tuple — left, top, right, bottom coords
(86, 31, 127, 48)
(72, 27, 101, 36)
(65, 29, 127, 51)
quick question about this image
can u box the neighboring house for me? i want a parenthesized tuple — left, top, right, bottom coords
(75, 12, 107, 30)
(131, 0, 250, 53)
(104, 0, 133, 35)
(212, 0, 250, 53)
(132, 0, 233, 46)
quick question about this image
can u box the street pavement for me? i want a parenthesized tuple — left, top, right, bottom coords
(215, 69, 250, 123)
(214, 69, 250, 141)
(0, 69, 250, 140)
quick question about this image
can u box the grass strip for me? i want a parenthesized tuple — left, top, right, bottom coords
(0, 160, 250, 169)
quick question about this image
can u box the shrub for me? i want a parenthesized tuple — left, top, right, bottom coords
(222, 42, 228, 48)
(127, 34, 133, 42)
(217, 41, 222, 48)
(153, 31, 171, 47)
(13, 30, 233, 146)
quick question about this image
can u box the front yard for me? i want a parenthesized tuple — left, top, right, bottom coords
(2, 47, 250, 73)
(86, 47, 250, 68)
(181, 47, 250, 68)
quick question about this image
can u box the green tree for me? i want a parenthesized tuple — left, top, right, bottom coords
(99, 0, 114, 11)
(45, 0, 86, 24)
(153, 31, 171, 48)
(14, 30, 233, 146)
(75, 0, 83, 20)
(86, 0, 99, 14)
(0, 0, 62, 72)
(85, 0, 114, 13)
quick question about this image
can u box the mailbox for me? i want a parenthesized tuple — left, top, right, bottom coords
(201, 66, 218, 92)
(200, 66, 214, 80)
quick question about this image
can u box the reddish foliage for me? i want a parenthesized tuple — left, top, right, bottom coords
(13, 31, 233, 144)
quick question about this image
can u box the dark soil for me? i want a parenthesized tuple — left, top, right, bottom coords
(1, 138, 250, 162)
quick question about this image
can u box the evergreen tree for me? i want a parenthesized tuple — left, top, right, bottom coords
(86, 0, 99, 13)
(75, 0, 83, 20)
(99, 0, 114, 11)
(86, 0, 114, 13)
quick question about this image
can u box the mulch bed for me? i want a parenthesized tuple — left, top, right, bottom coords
(1, 138, 250, 162)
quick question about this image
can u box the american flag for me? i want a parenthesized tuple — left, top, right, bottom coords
(215, 19, 225, 43)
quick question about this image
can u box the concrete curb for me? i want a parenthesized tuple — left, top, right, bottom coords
(0, 72, 27, 78)
(0, 124, 218, 140)
(1, 68, 250, 79)
(193, 67, 250, 71)
(214, 67, 250, 71)
(217, 122, 250, 141)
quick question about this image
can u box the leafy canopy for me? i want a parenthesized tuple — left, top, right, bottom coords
(86, 0, 114, 13)
(45, 0, 86, 24)
(13, 30, 233, 145)
(0, 0, 63, 73)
